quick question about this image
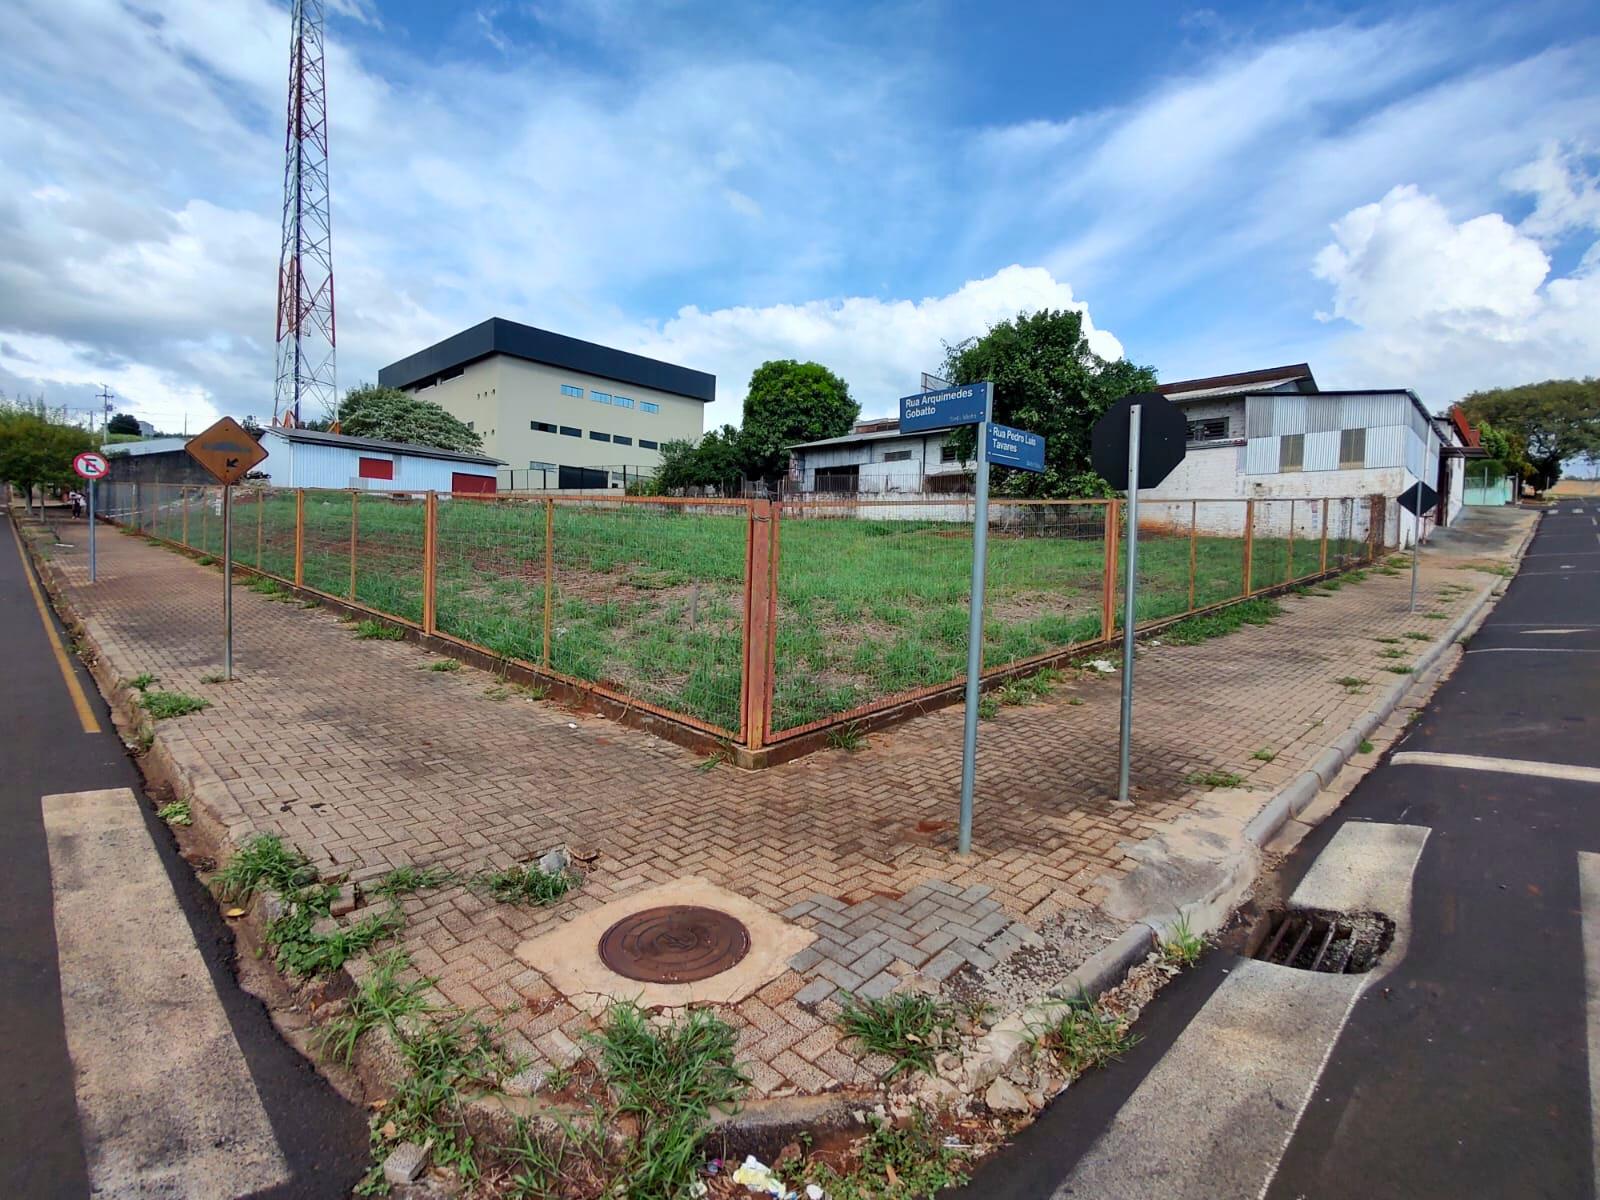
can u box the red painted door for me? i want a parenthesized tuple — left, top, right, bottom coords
(451, 472, 495, 495)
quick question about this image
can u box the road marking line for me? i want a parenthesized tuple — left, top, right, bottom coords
(1578, 853, 1600, 1199)
(1391, 751, 1600, 784)
(1465, 646, 1600, 653)
(8, 519, 100, 733)
(43, 788, 289, 1197)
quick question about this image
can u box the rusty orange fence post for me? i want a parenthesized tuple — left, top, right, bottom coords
(1319, 498, 1329, 573)
(422, 491, 438, 635)
(294, 489, 305, 587)
(1242, 499, 1255, 596)
(542, 498, 555, 668)
(1101, 499, 1121, 639)
(742, 500, 778, 750)
(1285, 499, 1295, 582)
(1188, 500, 1198, 610)
(348, 490, 359, 600)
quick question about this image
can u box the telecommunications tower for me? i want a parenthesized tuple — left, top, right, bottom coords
(273, 0, 336, 425)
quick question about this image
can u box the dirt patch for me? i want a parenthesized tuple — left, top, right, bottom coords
(943, 906, 1123, 1015)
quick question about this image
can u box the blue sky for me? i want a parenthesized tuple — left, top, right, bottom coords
(2, 0, 1597, 433)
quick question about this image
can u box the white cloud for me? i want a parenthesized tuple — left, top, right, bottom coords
(1312, 184, 1600, 400)
(620, 265, 1125, 427)
(1505, 140, 1600, 240)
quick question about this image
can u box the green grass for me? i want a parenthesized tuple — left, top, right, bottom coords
(354, 619, 406, 640)
(1032, 995, 1139, 1076)
(313, 949, 434, 1066)
(371, 864, 455, 899)
(1358, 739, 1375, 754)
(1251, 747, 1276, 762)
(836, 992, 956, 1080)
(270, 905, 402, 978)
(996, 667, 1061, 706)
(425, 659, 462, 672)
(127, 672, 158, 691)
(1161, 915, 1205, 968)
(1186, 768, 1245, 788)
(199, 671, 227, 684)
(1335, 676, 1371, 692)
(212, 834, 317, 903)
(804, 1111, 970, 1199)
(474, 863, 577, 905)
(1404, 631, 1432, 641)
(1383, 665, 1414, 675)
(1423, 611, 1449, 620)
(1374, 636, 1402, 644)
(1377, 648, 1409, 659)
(826, 721, 869, 751)
(140, 690, 210, 720)
(1159, 597, 1282, 646)
(977, 694, 1000, 720)
(157, 800, 192, 826)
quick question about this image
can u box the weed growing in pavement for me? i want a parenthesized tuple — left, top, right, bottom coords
(504, 1111, 608, 1200)
(270, 904, 402, 978)
(473, 863, 576, 906)
(426, 659, 462, 672)
(1383, 665, 1414, 675)
(1346, 569, 1369, 583)
(1377, 648, 1409, 659)
(1161, 915, 1205, 968)
(1335, 676, 1371, 693)
(836, 992, 957, 1080)
(997, 668, 1062, 706)
(1375, 566, 1403, 576)
(355, 619, 406, 641)
(1358, 739, 1375, 754)
(1318, 579, 1344, 593)
(804, 1110, 971, 1200)
(977, 694, 1000, 720)
(197, 555, 216, 566)
(586, 1002, 750, 1198)
(696, 746, 730, 772)
(1374, 636, 1402, 645)
(213, 834, 317, 903)
(1251, 747, 1276, 762)
(157, 800, 192, 826)
(299, 598, 320, 609)
(484, 684, 511, 701)
(827, 721, 869, 752)
(248, 576, 284, 596)
(313, 949, 434, 1066)
(1185, 769, 1245, 788)
(1067, 695, 1085, 705)
(1161, 598, 1282, 646)
(134, 729, 155, 754)
(199, 671, 227, 684)
(372, 865, 455, 899)
(1031, 994, 1138, 1076)
(1423, 612, 1449, 620)
(128, 672, 158, 691)
(1404, 631, 1431, 641)
(140, 690, 210, 720)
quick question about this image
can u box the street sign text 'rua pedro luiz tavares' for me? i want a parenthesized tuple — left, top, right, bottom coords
(987, 423, 1046, 473)
(899, 383, 989, 433)
(186, 417, 268, 486)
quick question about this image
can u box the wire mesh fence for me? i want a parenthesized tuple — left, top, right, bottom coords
(97, 483, 1389, 752)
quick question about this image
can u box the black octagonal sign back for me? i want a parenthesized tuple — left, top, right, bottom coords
(1091, 392, 1188, 491)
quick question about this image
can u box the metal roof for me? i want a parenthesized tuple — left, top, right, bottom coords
(103, 437, 191, 457)
(263, 426, 503, 465)
(789, 428, 924, 451)
(1156, 363, 1317, 399)
(377, 317, 717, 402)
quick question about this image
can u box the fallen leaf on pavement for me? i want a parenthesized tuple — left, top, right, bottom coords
(224, 907, 246, 918)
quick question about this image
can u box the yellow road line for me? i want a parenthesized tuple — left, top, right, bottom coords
(7, 518, 101, 733)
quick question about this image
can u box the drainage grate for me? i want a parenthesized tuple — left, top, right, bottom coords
(1251, 909, 1393, 974)
(598, 905, 751, 984)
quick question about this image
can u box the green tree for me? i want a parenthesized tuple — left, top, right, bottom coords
(106, 412, 142, 436)
(1461, 378, 1600, 490)
(654, 425, 745, 494)
(334, 383, 483, 453)
(943, 309, 1158, 497)
(738, 360, 859, 482)
(0, 405, 94, 511)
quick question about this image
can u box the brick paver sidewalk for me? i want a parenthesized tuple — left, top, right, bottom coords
(31, 516, 1518, 1096)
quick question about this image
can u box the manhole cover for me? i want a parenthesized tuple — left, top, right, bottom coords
(598, 905, 751, 983)
(1251, 908, 1393, 974)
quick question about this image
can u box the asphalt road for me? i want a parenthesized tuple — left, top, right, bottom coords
(957, 500, 1600, 1200)
(0, 513, 368, 1199)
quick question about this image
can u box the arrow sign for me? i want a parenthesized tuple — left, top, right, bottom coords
(186, 417, 267, 486)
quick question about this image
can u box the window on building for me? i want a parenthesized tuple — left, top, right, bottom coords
(940, 444, 960, 463)
(528, 460, 556, 471)
(1279, 433, 1305, 472)
(639, 439, 659, 450)
(590, 431, 611, 442)
(560, 384, 584, 398)
(358, 457, 394, 480)
(591, 391, 612, 405)
(883, 450, 913, 462)
(466, 420, 475, 431)
(613, 395, 634, 409)
(613, 435, 632, 446)
(531, 420, 556, 433)
(1339, 427, 1366, 469)
(560, 426, 581, 438)
(640, 401, 659, 413)
(1187, 416, 1229, 442)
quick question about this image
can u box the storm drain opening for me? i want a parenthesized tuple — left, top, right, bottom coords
(1250, 908, 1394, 974)
(598, 905, 752, 984)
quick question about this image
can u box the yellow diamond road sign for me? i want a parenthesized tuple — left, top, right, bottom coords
(186, 417, 268, 486)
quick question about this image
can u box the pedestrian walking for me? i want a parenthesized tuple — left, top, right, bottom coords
(70, 490, 83, 519)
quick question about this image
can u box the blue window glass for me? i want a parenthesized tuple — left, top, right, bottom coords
(639, 439, 659, 450)
(613, 395, 634, 409)
(560, 384, 583, 398)
(591, 391, 612, 405)
(640, 401, 659, 414)
(590, 431, 611, 442)
(613, 435, 632, 446)
(560, 426, 580, 437)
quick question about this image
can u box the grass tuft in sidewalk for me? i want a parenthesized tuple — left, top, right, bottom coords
(836, 992, 957, 1080)
(1161, 597, 1282, 646)
(140, 690, 210, 720)
(474, 862, 577, 905)
(1032, 995, 1139, 1076)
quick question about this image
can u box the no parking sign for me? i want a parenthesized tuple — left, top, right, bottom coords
(73, 451, 109, 481)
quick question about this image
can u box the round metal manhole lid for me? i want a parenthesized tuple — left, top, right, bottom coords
(598, 905, 752, 984)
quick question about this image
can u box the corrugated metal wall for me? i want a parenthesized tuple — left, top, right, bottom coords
(1243, 393, 1426, 477)
(261, 435, 497, 491)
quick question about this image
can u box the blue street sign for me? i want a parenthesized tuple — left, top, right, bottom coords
(899, 382, 989, 433)
(987, 422, 1046, 473)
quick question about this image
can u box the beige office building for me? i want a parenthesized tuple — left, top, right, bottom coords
(379, 318, 714, 489)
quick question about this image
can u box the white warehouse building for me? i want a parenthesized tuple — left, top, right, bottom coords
(257, 427, 502, 493)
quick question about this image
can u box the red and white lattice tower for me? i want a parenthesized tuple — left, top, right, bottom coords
(273, 0, 336, 425)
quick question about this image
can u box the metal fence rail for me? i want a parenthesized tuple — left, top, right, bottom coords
(97, 482, 1388, 755)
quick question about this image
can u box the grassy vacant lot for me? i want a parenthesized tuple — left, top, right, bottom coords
(140, 489, 1364, 735)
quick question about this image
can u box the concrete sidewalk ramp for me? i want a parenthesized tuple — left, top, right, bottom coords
(43, 788, 288, 1199)
(1053, 822, 1428, 1200)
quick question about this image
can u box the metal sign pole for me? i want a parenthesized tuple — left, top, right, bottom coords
(957, 382, 994, 855)
(1409, 424, 1431, 613)
(88, 477, 97, 582)
(1117, 405, 1142, 805)
(222, 484, 234, 680)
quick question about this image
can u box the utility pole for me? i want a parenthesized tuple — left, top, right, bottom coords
(95, 384, 115, 441)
